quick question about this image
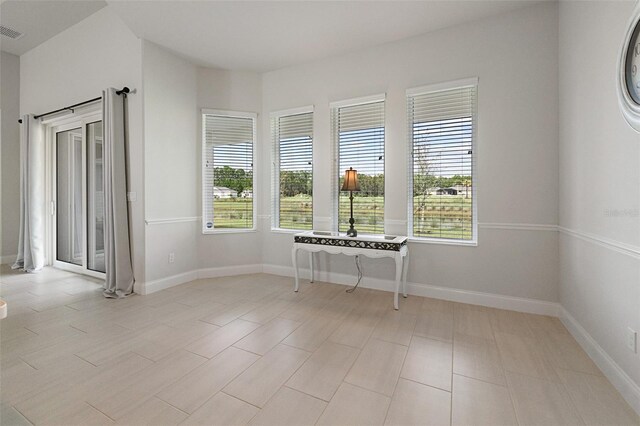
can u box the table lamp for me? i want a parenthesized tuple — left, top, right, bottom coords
(341, 167, 360, 237)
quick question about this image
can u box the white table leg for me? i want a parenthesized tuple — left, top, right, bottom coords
(394, 254, 402, 310)
(309, 251, 314, 283)
(402, 253, 409, 298)
(292, 246, 300, 292)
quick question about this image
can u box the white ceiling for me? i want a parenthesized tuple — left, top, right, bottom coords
(1, 0, 544, 72)
(0, 0, 106, 56)
(108, 0, 543, 72)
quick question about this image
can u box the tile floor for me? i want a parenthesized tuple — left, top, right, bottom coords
(0, 265, 638, 426)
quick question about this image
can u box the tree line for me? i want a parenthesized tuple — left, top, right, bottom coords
(414, 174, 472, 191)
(215, 166, 252, 194)
(216, 166, 471, 197)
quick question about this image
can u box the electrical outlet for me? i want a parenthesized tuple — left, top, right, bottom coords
(168, 252, 175, 264)
(627, 327, 637, 353)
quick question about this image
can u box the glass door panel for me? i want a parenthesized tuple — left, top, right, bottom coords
(56, 128, 84, 266)
(87, 121, 105, 273)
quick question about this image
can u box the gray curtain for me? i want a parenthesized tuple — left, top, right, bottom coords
(13, 114, 45, 272)
(102, 88, 134, 298)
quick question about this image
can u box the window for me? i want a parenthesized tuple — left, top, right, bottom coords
(331, 95, 385, 234)
(271, 107, 313, 230)
(202, 110, 256, 233)
(407, 78, 477, 243)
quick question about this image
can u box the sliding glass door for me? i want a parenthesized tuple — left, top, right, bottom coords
(52, 117, 106, 277)
(56, 128, 84, 266)
(86, 122, 105, 273)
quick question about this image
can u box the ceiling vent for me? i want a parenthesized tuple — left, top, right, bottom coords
(0, 25, 24, 40)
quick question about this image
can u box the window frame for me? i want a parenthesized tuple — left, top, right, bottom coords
(406, 78, 478, 246)
(201, 108, 258, 235)
(270, 105, 315, 233)
(330, 94, 386, 235)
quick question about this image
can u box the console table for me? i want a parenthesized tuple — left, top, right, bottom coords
(292, 231, 409, 310)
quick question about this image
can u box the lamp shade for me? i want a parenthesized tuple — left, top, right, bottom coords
(341, 167, 360, 191)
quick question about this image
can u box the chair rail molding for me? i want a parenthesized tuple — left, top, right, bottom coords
(478, 222, 558, 232)
(559, 226, 640, 260)
(145, 216, 200, 225)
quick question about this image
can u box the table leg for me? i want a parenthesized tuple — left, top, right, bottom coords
(309, 252, 314, 283)
(292, 246, 300, 292)
(394, 254, 402, 310)
(402, 253, 409, 298)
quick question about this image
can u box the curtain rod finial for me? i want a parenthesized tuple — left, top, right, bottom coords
(117, 87, 130, 95)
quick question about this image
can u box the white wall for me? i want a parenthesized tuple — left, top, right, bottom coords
(196, 67, 263, 271)
(141, 48, 263, 287)
(1, 51, 20, 263)
(142, 41, 199, 283)
(559, 0, 640, 408)
(260, 2, 560, 303)
(19, 7, 146, 282)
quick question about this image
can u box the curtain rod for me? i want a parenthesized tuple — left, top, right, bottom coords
(18, 87, 130, 123)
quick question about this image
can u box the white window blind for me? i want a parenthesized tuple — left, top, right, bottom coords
(408, 80, 477, 241)
(271, 109, 313, 230)
(332, 97, 385, 234)
(202, 112, 256, 232)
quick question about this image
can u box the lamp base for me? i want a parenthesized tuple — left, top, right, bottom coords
(347, 193, 357, 237)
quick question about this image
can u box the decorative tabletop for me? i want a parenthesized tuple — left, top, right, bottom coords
(294, 231, 408, 252)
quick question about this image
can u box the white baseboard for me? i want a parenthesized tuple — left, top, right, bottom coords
(560, 308, 640, 416)
(136, 264, 264, 295)
(409, 282, 560, 316)
(262, 264, 560, 316)
(137, 263, 558, 316)
(1, 254, 16, 265)
(135, 270, 199, 295)
(198, 264, 263, 279)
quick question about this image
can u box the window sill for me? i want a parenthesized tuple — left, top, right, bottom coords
(408, 237, 478, 247)
(270, 228, 310, 234)
(202, 229, 257, 235)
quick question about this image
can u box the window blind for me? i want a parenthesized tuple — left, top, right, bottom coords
(408, 81, 477, 241)
(202, 113, 255, 231)
(272, 110, 313, 230)
(332, 98, 385, 234)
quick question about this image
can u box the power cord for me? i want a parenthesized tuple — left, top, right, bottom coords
(346, 255, 363, 293)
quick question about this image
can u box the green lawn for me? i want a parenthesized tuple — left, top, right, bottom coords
(338, 195, 384, 234)
(212, 194, 473, 240)
(279, 195, 313, 230)
(213, 198, 253, 228)
(413, 194, 473, 240)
